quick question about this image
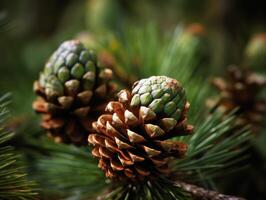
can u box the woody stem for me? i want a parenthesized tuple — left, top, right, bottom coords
(175, 180, 245, 200)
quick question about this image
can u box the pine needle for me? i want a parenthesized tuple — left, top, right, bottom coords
(174, 111, 251, 181)
(102, 178, 190, 200)
(25, 137, 107, 199)
(0, 93, 37, 200)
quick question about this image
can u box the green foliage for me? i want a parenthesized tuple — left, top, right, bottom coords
(86, 0, 122, 32)
(156, 27, 211, 123)
(100, 24, 211, 120)
(103, 27, 250, 185)
(158, 26, 209, 79)
(25, 136, 106, 199)
(0, 1, 264, 199)
(18, 26, 250, 200)
(102, 178, 190, 200)
(23, 134, 192, 200)
(16, 25, 250, 200)
(22, 111, 250, 200)
(101, 24, 164, 80)
(0, 94, 37, 200)
(102, 24, 209, 81)
(175, 110, 251, 181)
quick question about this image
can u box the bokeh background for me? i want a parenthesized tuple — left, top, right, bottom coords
(1, 0, 266, 113)
(0, 0, 266, 199)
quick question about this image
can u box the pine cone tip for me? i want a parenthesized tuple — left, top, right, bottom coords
(33, 39, 115, 145)
(89, 76, 193, 181)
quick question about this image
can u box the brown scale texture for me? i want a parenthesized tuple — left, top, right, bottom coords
(33, 76, 116, 145)
(89, 89, 193, 181)
(32, 40, 117, 145)
(208, 65, 266, 133)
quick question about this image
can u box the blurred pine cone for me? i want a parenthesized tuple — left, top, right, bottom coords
(33, 40, 116, 145)
(245, 33, 266, 71)
(208, 65, 266, 133)
(89, 76, 193, 181)
(178, 23, 210, 75)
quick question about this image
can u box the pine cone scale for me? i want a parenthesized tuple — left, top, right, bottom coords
(209, 65, 266, 133)
(89, 76, 193, 180)
(33, 40, 115, 145)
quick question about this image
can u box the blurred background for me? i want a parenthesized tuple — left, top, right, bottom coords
(1, 0, 266, 112)
(0, 0, 266, 199)
(1, 0, 266, 110)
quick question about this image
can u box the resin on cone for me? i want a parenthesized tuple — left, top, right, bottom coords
(89, 76, 193, 181)
(33, 40, 116, 145)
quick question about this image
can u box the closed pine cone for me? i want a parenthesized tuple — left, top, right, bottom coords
(89, 76, 193, 181)
(33, 40, 116, 145)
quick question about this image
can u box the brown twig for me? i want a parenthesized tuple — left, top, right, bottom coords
(175, 181, 246, 200)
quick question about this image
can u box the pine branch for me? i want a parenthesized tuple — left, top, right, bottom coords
(99, 178, 191, 200)
(12, 24, 250, 200)
(104, 24, 212, 113)
(99, 25, 212, 124)
(175, 180, 245, 200)
(99, 177, 246, 200)
(158, 26, 212, 123)
(159, 25, 207, 78)
(174, 110, 251, 181)
(100, 24, 164, 80)
(100, 24, 210, 84)
(23, 136, 107, 199)
(0, 93, 37, 200)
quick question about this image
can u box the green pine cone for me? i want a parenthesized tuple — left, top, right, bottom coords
(131, 76, 187, 121)
(39, 40, 97, 98)
(33, 39, 115, 145)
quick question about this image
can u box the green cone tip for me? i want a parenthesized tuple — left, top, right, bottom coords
(39, 40, 98, 97)
(131, 76, 187, 120)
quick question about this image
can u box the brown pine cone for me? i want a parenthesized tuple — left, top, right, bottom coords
(33, 40, 116, 145)
(208, 65, 266, 133)
(89, 76, 193, 181)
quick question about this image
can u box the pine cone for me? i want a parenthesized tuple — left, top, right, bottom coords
(33, 40, 116, 145)
(245, 33, 266, 71)
(89, 76, 193, 181)
(208, 65, 266, 132)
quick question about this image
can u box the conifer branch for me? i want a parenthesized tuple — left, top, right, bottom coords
(175, 181, 245, 200)
(0, 93, 37, 199)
